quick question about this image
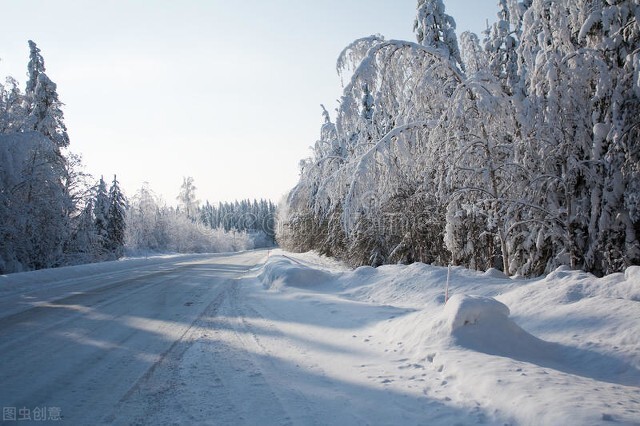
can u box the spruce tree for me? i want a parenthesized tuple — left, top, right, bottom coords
(26, 40, 45, 96)
(94, 176, 110, 249)
(483, 0, 519, 94)
(106, 175, 127, 257)
(27, 73, 70, 149)
(24, 41, 69, 150)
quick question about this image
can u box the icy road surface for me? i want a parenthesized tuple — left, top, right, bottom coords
(0, 251, 276, 424)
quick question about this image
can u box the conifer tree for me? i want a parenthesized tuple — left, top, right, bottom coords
(26, 74, 70, 149)
(484, 0, 519, 94)
(106, 175, 127, 257)
(25, 40, 45, 96)
(94, 176, 110, 248)
(24, 41, 69, 150)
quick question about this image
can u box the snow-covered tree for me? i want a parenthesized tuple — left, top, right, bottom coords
(125, 182, 265, 254)
(125, 183, 166, 252)
(504, 0, 639, 275)
(0, 77, 26, 132)
(94, 176, 110, 248)
(106, 175, 127, 257)
(25, 40, 45, 96)
(279, 0, 638, 277)
(177, 176, 199, 219)
(431, 74, 519, 273)
(279, 30, 464, 266)
(25, 73, 69, 150)
(23, 41, 69, 150)
(484, 0, 519, 93)
(68, 199, 102, 263)
(574, 0, 640, 274)
(459, 31, 487, 76)
(413, 0, 464, 71)
(0, 41, 102, 272)
(0, 132, 70, 272)
(506, 0, 533, 38)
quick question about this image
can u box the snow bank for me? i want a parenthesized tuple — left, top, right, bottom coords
(534, 265, 640, 303)
(256, 252, 640, 425)
(258, 255, 335, 291)
(340, 261, 517, 310)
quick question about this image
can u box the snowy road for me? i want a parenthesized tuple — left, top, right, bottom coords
(0, 251, 273, 424)
(2, 250, 639, 425)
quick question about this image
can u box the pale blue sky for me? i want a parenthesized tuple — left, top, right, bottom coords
(0, 0, 497, 204)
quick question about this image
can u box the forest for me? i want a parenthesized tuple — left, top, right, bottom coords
(277, 0, 640, 277)
(0, 42, 275, 274)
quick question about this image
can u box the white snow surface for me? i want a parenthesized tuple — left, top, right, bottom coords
(0, 249, 639, 425)
(255, 251, 640, 425)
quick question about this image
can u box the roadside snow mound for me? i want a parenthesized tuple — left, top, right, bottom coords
(444, 294, 554, 360)
(444, 294, 510, 331)
(259, 256, 335, 291)
(482, 268, 507, 278)
(372, 295, 527, 357)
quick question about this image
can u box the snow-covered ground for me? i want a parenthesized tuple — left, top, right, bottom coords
(0, 249, 638, 425)
(253, 250, 640, 425)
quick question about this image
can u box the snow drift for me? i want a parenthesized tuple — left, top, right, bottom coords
(259, 255, 335, 290)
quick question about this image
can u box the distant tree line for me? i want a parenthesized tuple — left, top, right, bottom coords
(278, 0, 639, 277)
(199, 199, 276, 240)
(125, 178, 276, 254)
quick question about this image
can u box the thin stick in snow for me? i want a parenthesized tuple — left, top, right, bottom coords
(445, 264, 451, 303)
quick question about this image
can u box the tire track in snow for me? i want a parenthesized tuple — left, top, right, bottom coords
(104, 279, 234, 424)
(224, 279, 322, 426)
